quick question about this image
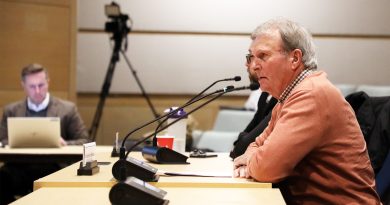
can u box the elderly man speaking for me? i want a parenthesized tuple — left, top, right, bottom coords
(233, 18, 380, 205)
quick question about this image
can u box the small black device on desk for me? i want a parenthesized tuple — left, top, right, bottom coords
(189, 149, 218, 158)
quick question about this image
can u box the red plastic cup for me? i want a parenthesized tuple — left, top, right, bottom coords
(156, 136, 174, 149)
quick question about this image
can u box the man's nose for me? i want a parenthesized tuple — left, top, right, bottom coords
(249, 61, 260, 71)
(34, 86, 41, 93)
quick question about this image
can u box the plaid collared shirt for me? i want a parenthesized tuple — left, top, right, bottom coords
(278, 69, 314, 103)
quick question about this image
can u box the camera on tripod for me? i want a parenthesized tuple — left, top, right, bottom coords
(104, 2, 130, 36)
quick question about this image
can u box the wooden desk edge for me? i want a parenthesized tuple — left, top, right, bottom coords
(34, 180, 271, 190)
(34, 181, 117, 190)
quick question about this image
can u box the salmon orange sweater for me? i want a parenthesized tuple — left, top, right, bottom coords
(245, 71, 380, 204)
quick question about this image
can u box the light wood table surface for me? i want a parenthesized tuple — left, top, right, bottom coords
(12, 187, 285, 205)
(34, 152, 271, 190)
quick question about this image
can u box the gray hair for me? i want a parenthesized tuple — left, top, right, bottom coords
(251, 18, 318, 70)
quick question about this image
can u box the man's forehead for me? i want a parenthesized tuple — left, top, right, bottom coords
(23, 72, 48, 83)
(249, 32, 283, 52)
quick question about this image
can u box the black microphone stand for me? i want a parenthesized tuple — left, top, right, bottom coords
(110, 84, 258, 205)
(126, 84, 257, 161)
(112, 85, 262, 181)
(115, 80, 238, 155)
(112, 91, 227, 181)
(118, 85, 234, 159)
(145, 76, 240, 147)
(140, 91, 228, 164)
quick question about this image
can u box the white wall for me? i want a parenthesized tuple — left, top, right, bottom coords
(77, 0, 390, 94)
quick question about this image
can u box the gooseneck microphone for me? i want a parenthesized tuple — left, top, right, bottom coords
(151, 85, 235, 147)
(145, 78, 238, 149)
(243, 82, 260, 91)
(109, 85, 235, 205)
(112, 84, 257, 181)
(126, 86, 235, 156)
(186, 76, 240, 104)
(112, 76, 241, 159)
(141, 84, 258, 163)
(111, 77, 241, 181)
(115, 76, 241, 157)
(250, 81, 260, 90)
(232, 76, 242, 81)
(111, 85, 234, 181)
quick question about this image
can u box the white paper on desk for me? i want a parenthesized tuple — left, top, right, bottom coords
(158, 170, 232, 178)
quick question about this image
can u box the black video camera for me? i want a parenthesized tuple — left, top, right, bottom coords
(104, 2, 130, 35)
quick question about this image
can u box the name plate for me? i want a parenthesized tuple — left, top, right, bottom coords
(78, 142, 99, 176)
(82, 142, 96, 167)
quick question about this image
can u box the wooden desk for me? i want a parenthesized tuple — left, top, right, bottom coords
(12, 187, 285, 205)
(34, 152, 271, 190)
(0, 146, 113, 163)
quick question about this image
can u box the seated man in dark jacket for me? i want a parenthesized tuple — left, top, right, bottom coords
(229, 61, 277, 159)
(230, 91, 277, 159)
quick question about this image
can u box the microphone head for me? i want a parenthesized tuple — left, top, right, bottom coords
(226, 85, 234, 90)
(224, 85, 234, 92)
(234, 76, 241, 81)
(249, 82, 260, 91)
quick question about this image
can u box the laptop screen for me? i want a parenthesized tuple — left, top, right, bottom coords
(7, 117, 61, 148)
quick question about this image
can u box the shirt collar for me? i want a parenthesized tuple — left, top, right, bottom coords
(278, 69, 314, 103)
(27, 93, 50, 112)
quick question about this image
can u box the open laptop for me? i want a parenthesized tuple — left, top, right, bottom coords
(8, 117, 61, 148)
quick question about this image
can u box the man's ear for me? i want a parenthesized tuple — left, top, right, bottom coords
(291, 49, 303, 70)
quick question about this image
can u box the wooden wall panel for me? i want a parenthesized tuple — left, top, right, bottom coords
(0, 0, 76, 107)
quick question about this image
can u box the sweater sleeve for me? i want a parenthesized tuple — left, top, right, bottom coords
(246, 89, 326, 182)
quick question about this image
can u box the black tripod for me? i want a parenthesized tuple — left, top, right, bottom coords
(89, 2, 159, 141)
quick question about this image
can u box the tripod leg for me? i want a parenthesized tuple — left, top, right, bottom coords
(120, 49, 160, 119)
(89, 51, 120, 142)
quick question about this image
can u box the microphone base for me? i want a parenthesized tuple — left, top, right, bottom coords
(111, 147, 120, 157)
(109, 177, 169, 205)
(142, 146, 189, 164)
(112, 157, 159, 182)
(77, 160, 100, 176)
